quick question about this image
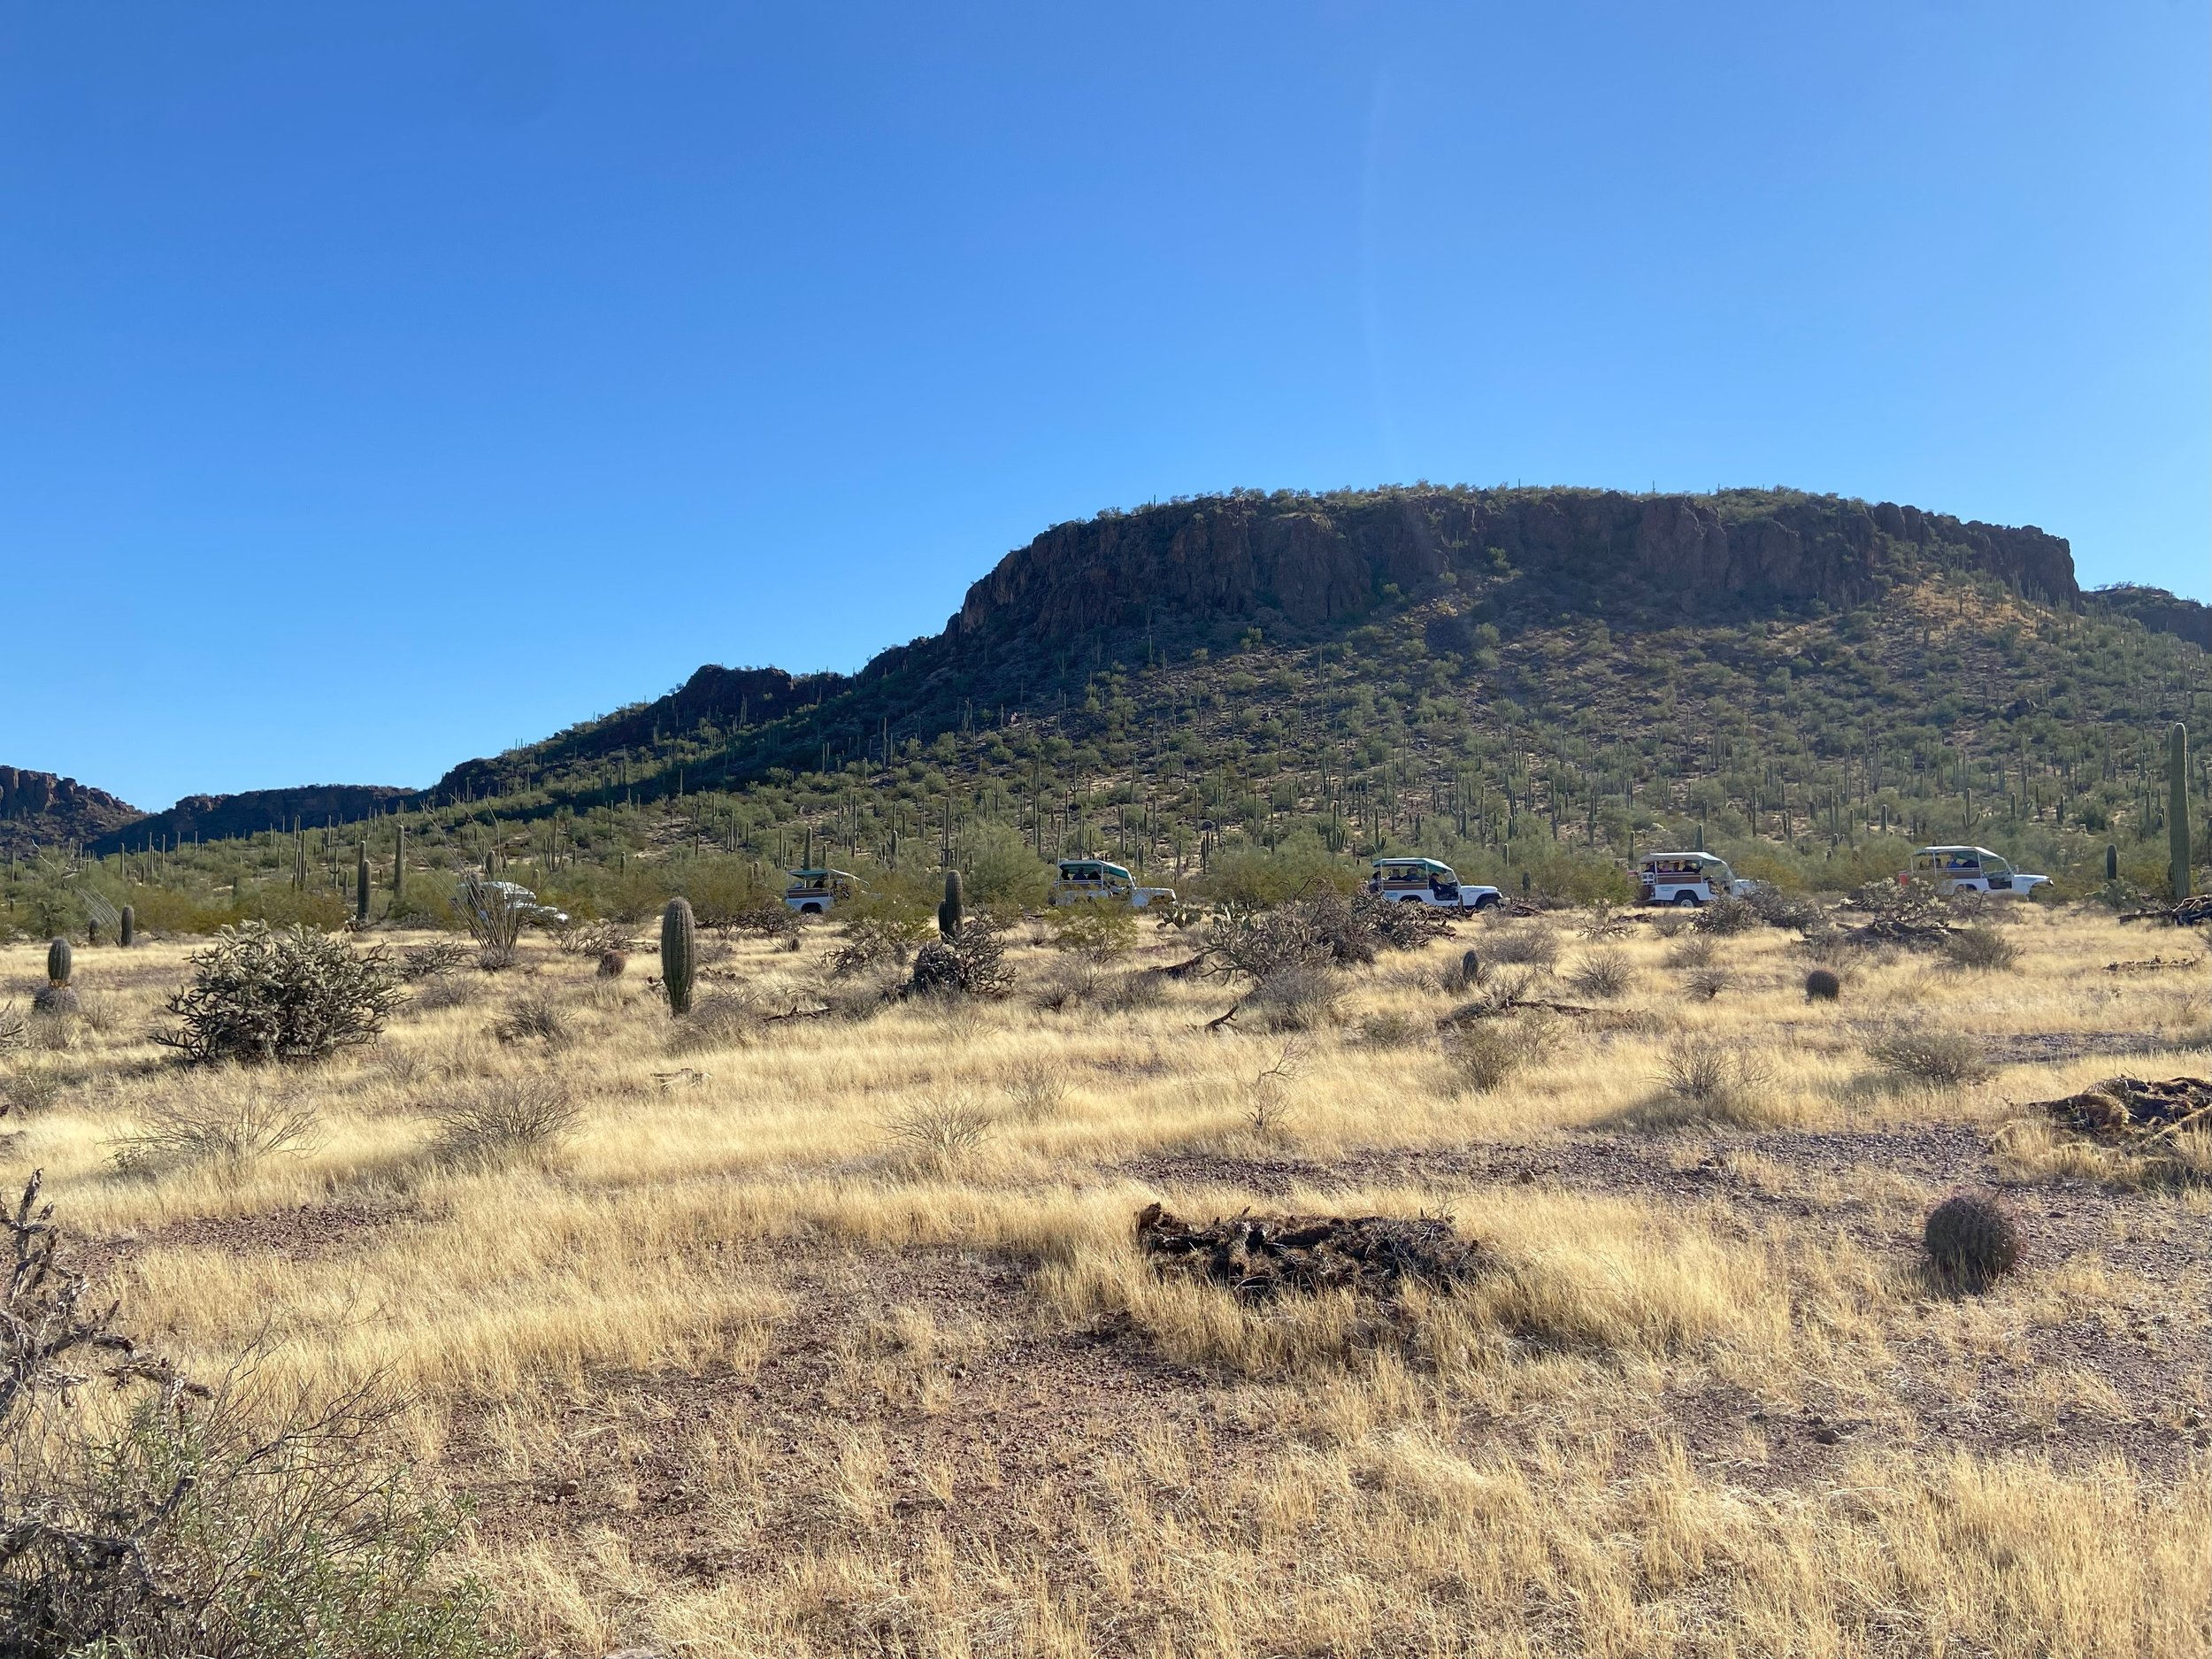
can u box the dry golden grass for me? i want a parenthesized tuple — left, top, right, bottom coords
(2, 905, 2207, 1656)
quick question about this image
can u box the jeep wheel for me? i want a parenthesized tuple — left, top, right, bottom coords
(1673, 892, 1701, 908)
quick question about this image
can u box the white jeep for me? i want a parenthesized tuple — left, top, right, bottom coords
(1906, 846, 2051, 897)
(1367, 856, 1502, 912)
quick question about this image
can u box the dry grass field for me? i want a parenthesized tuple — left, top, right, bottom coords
(4, 903, 2208, 1658)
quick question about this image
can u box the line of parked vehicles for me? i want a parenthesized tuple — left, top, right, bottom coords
(772, 844, 2050, 918)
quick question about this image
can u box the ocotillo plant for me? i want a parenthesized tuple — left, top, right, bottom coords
(939, 870, 964, 942)
(356, 841, 371, 924)
(119, 905, 134, 949)
(2169, 723, 2190, 902)
(661, 897, 697, 1015)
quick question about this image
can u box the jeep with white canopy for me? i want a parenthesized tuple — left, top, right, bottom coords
(1636, 852, 1754, 906)
(782, 868, 857, 916)
(1051, 858, 1176, 910)
(1905, 846, 2050, 897)
(1367, 856, 1501, 911)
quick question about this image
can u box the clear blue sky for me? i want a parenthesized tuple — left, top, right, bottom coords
(4, 3, 2204, 810)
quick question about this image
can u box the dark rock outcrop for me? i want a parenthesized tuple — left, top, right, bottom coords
(2085, 584, 2211, 649)
(0, 767, 143, 858)
(88, 785, 412, 856)
(949, 488, 2079, 645)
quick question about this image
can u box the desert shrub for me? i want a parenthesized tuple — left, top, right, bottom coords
(1444, 1014, 1557, 1093)
(1693, 895, 1759, 935)
(1743, 885, 1825, 933)
(1031, 957, 1102, 1011)
(110, 1090, 320, 1174)
(1565, 948, 1634, 1000)
(1357, 1009, 1427, 1048)
(1348, 892, 1455, 956)
(0, 1174, 502, 1659)
(728, 899, 802, 943)
(1804, 967, 1842, 1002)
(27, 1013, 78, 1053)
(157, 926, 403, 1066)
(492, 995, 568, 1048)
(1686, 968, 1731, 1001)
(1575, 902, 1632, 941)
(1043, 900, 1139, 959)
(1241, 1041, 1308, 1135)
(1486, 926, 1559, 970)
(666, 994, 757, 1053)
(0, 1003, 21, 1055)
(1638, 1039, 1780, 1127)
(0, 1065, 64, 1117)
(909, 918, 1011, 999)
(832, 914, 929, 978)
(557, 918, 633, 958)
(400, 941, 471, 981)
(1094, 967, 1170, 1013)
(29, 985, 77, 1017)
(1001, 1057, 1069, 1119)
(1941, 926, 2020, 972)
(413, 973, 480, 1012)
(1650, 911, 1689, 941)
(1923, 1193, 2024, 1290)
(427, 1076, 580, 1164)
(1664, 933, 1717, 970)
(881, 1095, 995, 1174)
(1243, 962, 1342, 1033)
(1870, 1025, 1990, 1087)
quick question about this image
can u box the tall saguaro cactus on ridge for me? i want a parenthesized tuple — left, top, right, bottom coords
(2169, 723, 2190, 902)
(356, 841, 371, 925)
(392, 821, 406, 909)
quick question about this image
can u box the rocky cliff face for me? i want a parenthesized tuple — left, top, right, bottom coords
(412, 485, 2088, 803)
(0, 766, 142, 859)
(949, 488, 2080, 645)
(86, 784, 413, 856)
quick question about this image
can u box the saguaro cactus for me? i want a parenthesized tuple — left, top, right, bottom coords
(938, 870, 964, 942)
(391, 822, 407, 907)
(46, 938, 72, 987)
(119, 905, 134, 949)
(661, 897, 697, 1015)
(2169, 723, 2190, 902)
(356, 841, 371, 924)
(2106, 843, 2119, 882)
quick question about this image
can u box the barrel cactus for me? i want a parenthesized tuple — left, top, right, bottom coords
(34, 937, 79, 1014)
(1924, 1194, 2023, 1290)
(119, 905, 135, 949)
(661, 898, 696, 1015)
(1804, 967, 1841, 1002)
(938, 870, 964, 942)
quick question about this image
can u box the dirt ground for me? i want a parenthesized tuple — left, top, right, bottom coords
(4, 902, 2208, 1657)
